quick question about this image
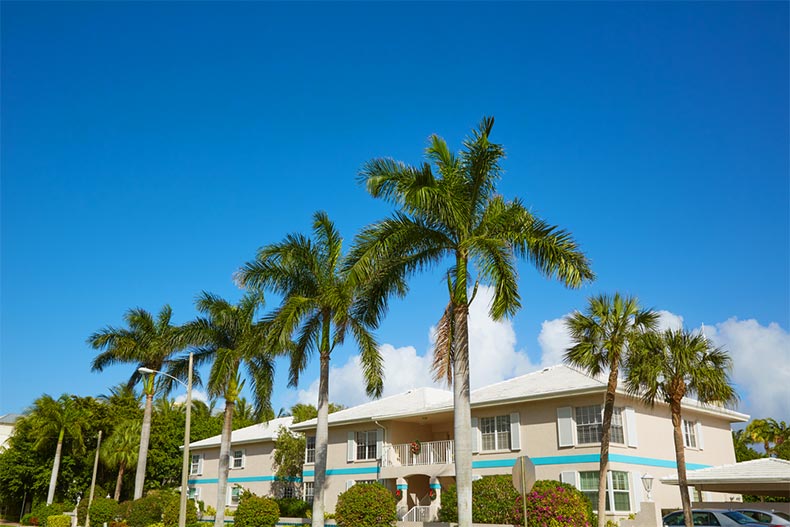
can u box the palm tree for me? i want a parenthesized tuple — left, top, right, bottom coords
(745, 418, 789, 456)
(100, 420, 140, 500)
(27, 394, 88, 504)
(89, 305, 187, 499)
(349, 117, 594, 527)
(178, 292, 274, 527)
(625, 328, 736, 527)
(233, 398, 257, 428)
(564, 293, 658, 526)
(235, 211, 385, 527)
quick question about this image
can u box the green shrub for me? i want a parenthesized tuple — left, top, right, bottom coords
(145, 522, 165, 527)
(438, 476, 520, 524)
(334, 483, 397, 527)
(439, 478, 593, 527)
(46, 516, 71, 527)
(233, 495, 279, 527)
(31, 503, 72, 527)
(89, 497, 120, 525)
(77, 499, 89, 526)
(110, 521, 129, 527)
(513, 480, 594, 527)
(127, 493, 167, 527)
(273, 498, 310, 518)
(116, 502, 133, 522)
(20, 513, 36, 526)
(162, 494, 198, 527)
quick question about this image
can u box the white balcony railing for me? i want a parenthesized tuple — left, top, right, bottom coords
(381, 439, 454, 467)
(402, 506, 432, 522)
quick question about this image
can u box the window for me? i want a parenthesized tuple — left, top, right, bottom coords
(231, 449, 245, 469)
(228, 486, 242, 506)
(683, 420, 698, 448)
(305, 436, 316, 464)
(187, 487, 200, 500)
(303, 482, 314, 503)
(189, 454, 202, 476)
(480, 415, 511, 451)
(282, 485, 295, 499)
(575, 406, 624, 444)
(356, 480, 376, 485)
(356, 430, 377, 460)
(578, 471, 631, 512)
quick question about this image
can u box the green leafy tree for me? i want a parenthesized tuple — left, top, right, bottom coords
(236, 211, 385, 527)
(233, 398, 257, 429)
(350, 117, 593, 527)
(564, 293, 657, 525)
(100, 419, 140, 500)
(27, 395, 88, 505)
(626, 328, 736, 527)
(334, 483, 396, 527)
(289, 402, 344, 424)
(178, 292, 274, 527)
(89, 305, 188, 499)
(745, 418, 789, 457)
(732, 430, 762, 462)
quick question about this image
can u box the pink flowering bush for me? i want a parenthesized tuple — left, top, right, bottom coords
(513, 480, 593, 527)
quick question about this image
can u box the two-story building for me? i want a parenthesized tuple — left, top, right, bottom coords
(188, 365, 748, 522)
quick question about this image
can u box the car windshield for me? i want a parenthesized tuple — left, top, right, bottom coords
(724, 512, 758, 524)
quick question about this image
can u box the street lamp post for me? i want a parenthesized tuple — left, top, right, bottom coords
(138, 352, 193, 527)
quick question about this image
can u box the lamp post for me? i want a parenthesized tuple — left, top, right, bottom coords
(641, 473, 654, 502)
(138, 352, 193, 527)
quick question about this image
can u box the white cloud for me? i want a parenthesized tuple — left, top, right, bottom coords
(174, 389, 208, 405)
(656, 310, 684, 331)
(536, 317, 573, 368)
(704, 318, 790, 420)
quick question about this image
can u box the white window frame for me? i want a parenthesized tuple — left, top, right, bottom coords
(230, 448, 245, 470)
(303, 481, 314, 502)
(227, 485, 243, 507)
(575, 405, 625, 445)
(683, 419, 698, 449)
(187, 486, 200, 500)
(355, 430, 377, 461)
(305, 435, 316, 464)
(189, 453, 203, 476)
(578, 470, 632, 513)
(480, 415, 511, 451)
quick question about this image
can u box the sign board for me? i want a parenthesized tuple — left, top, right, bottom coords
(511, 455, 536, 495)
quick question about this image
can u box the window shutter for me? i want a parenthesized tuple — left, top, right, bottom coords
(696, 421, 704, 450)
(560, 471, 579, 489)
(631, 472, 643, 512)
(557, 407, 575, 447)
(347, 432, 356, 462)
(345, 480, 355, 491)
(510, 412, 521, 451)
(624, 407, 638, 447)
(471, 417, 479, 453)
(376, 428, 384, 460)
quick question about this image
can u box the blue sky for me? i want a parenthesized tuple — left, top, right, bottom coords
(2, 2, 788, 420)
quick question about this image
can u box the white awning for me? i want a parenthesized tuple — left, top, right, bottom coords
(661, 458, 790, 498)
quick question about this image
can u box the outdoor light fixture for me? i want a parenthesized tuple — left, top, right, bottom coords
(641, 473, 654, 501)
(137, 355, 193, 527)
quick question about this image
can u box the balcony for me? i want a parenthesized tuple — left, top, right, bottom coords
(381, 439, 454, 468)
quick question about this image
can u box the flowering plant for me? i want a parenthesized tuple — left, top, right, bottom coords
(409, 440, 421, 455)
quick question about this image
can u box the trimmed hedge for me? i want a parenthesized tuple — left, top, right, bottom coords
(334, 483, 397, 527)
(26, 503, 72, 527)
(127, 493, 168, 527)
(46, 516, 71, 527)
(89, 497, 120, 525)
(162, 494, 198, 527)
(273, 498, 310, 518)
(233, 495, 279, 527)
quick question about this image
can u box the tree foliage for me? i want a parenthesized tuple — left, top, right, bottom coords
(334, 483, 397, 527)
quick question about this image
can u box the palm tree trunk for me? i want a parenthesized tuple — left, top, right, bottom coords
(453, 301, 472, 527)
(114, 461, 125, 501)
(134, 391, 154, 500)
(311, 349, 330, 527)
(597, 364, 619, 527)
(214, 399, 235, 527)
(671, 399, 693, 527)
(46, 428, 65, 505)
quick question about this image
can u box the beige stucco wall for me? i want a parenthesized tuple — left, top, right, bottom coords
(188, 440, 279, 511)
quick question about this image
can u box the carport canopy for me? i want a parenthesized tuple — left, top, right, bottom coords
(661, 458, 790, 498)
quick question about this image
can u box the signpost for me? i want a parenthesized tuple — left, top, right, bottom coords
(512, 456, 536, 527)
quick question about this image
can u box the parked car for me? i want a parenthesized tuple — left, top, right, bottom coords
(663, 509, 765, 526)
(735, 509, 790, 526)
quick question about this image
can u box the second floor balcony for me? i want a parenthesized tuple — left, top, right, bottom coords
(381, 439, 454, 468)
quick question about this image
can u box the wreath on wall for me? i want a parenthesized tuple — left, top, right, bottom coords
(428, 488, 437, 501)
(395, 489, 403, 500)
(410, 440, 421, 455)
